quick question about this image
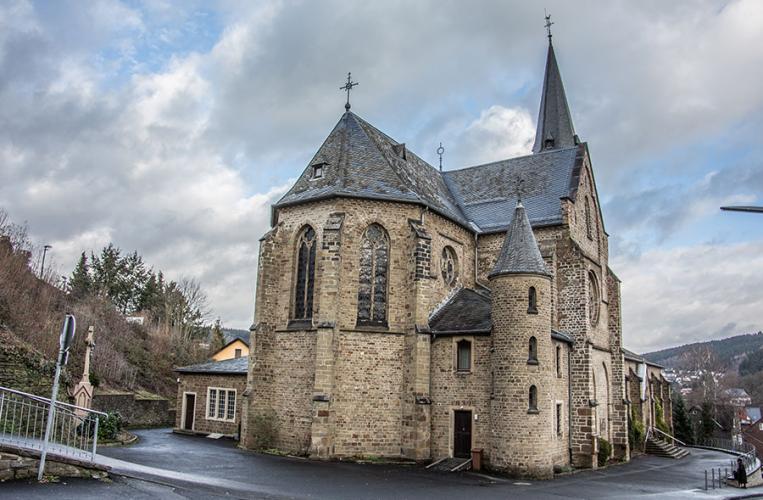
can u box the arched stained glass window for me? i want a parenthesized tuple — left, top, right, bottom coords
(294, 226, 316, 320)
(357, 224, 389, 326)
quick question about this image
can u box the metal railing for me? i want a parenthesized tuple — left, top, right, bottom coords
(0, 386, 106, 462)
(696, 437, 759, 490)
(651, 426, 687, 447)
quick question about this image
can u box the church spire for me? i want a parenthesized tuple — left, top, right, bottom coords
(532, 20, 578, 154)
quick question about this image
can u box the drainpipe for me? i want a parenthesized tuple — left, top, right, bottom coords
(568, 346, 573, 465)
(474, 233, 479, 285)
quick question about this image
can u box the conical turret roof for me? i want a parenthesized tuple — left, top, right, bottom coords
(532, 41, 577, 153)
(489, 201, 550, 278)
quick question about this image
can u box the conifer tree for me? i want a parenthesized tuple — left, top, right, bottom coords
(211, 318, 226, 352)
(69, 252, 92, 299)
(672, 391, 693, 444)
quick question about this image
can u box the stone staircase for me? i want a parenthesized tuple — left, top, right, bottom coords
(646, 436, 689, 459)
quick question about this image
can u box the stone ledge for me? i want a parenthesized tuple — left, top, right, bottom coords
(0, 443, 109, 482)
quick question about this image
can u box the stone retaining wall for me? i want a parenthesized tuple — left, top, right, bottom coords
(0, 445, 109, 482)
(92, 392, 173, 428)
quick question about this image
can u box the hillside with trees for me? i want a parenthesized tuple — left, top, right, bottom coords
(0, 208, 214, 399)
(646, 331, 763, 413)
(645, 332, 763, 372)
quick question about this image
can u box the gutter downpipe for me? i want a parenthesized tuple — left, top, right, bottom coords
(568, 346, 573, 465)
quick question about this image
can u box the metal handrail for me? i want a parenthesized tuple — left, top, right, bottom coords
(651, 426, 687, 447)
(0, 386, 106, 463)
(0, 386, 106, 416)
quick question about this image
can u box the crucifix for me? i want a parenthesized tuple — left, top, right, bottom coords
(340, 72, 358, 111)
(544, 11, 554, 40)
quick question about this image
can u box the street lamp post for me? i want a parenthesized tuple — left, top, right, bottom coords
(40, 244, 52, 277)
(720, 206, 763, 214)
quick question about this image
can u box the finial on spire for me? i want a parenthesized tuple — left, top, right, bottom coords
(544, 10, 554, 41)
(340, 72, 358, 111)
(437, 142, 445, 172)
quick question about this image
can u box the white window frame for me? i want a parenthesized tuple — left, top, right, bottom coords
(206, 387, 237, 422)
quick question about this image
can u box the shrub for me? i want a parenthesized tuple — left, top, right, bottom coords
(629, 406, 645, 451)
(655, 400, 670, 435)
(97, 411, 123, 440)
(598, 437, 612, 467)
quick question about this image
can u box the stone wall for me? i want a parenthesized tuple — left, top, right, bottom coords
(429, 335, 492, 460)
(551, 339, 571, 467)
(332, 330, 405, 457)
(489, 273, 555, 478)
(244, 329, 316, 454)
(92, 391, 172, 428)
(174, 373, 246, 436)
(243, 144, 632, 472)
(0, 329, 66, 399)
(0, 445, 108, 482)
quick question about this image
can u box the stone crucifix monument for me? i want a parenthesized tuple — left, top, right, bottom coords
(73, 326, 95, 415)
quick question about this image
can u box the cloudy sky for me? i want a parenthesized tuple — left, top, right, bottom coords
(1, 0, 761, 352)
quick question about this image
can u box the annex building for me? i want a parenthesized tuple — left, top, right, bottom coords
(240, 33, 668, 478)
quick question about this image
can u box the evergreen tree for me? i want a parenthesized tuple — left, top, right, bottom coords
(211, 318, 226, 352)
(138, 271, 161, 313)
(699, 401, 715, 442)
(121, 250, 148, 313)
(672, 391, 693, 444)
(69, 252, 92, 299)
(91, 244, 125, 302)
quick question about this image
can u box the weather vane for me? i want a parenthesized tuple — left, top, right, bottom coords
(437, 142, 445, 171)
(544, 10, 554, 40)
(340, 72, 358, 111)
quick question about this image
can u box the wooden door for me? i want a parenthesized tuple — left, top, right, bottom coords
(183, 393, 195, 430)
(453, 410, 472, 458)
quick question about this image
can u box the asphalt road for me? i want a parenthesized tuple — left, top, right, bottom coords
(2, 428, 761, 499)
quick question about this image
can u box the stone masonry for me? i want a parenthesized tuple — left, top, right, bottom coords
(241, 33, 668, 478)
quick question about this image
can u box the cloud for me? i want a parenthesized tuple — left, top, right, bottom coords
(617, 240, 763, 352)
(0, 0, 761, 338)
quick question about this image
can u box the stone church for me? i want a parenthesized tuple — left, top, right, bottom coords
(241, 35, 644, 478)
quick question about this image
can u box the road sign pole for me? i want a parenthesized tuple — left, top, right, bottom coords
(37, 314, 75, 481)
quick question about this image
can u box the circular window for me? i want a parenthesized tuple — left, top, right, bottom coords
(441, 246, 458, 286)
(588, 271, 600, 326)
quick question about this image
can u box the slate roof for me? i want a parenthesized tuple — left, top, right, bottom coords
(202, 328, 250, 347)
(489, 201, 550, 278)
(175, 357, 248, 375)
(532, 41, 577, 153)
(275, 111, 468, 227)
(428, 287, 573, 344)
(223, 329, 249, 347)
(429, 288, 492, 334)
(622, 348, 664, 368)
(273, 39, 584, 235)
(443, 146, 580, 232)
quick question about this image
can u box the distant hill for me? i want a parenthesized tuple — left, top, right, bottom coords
(644, 332, 763, 371)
